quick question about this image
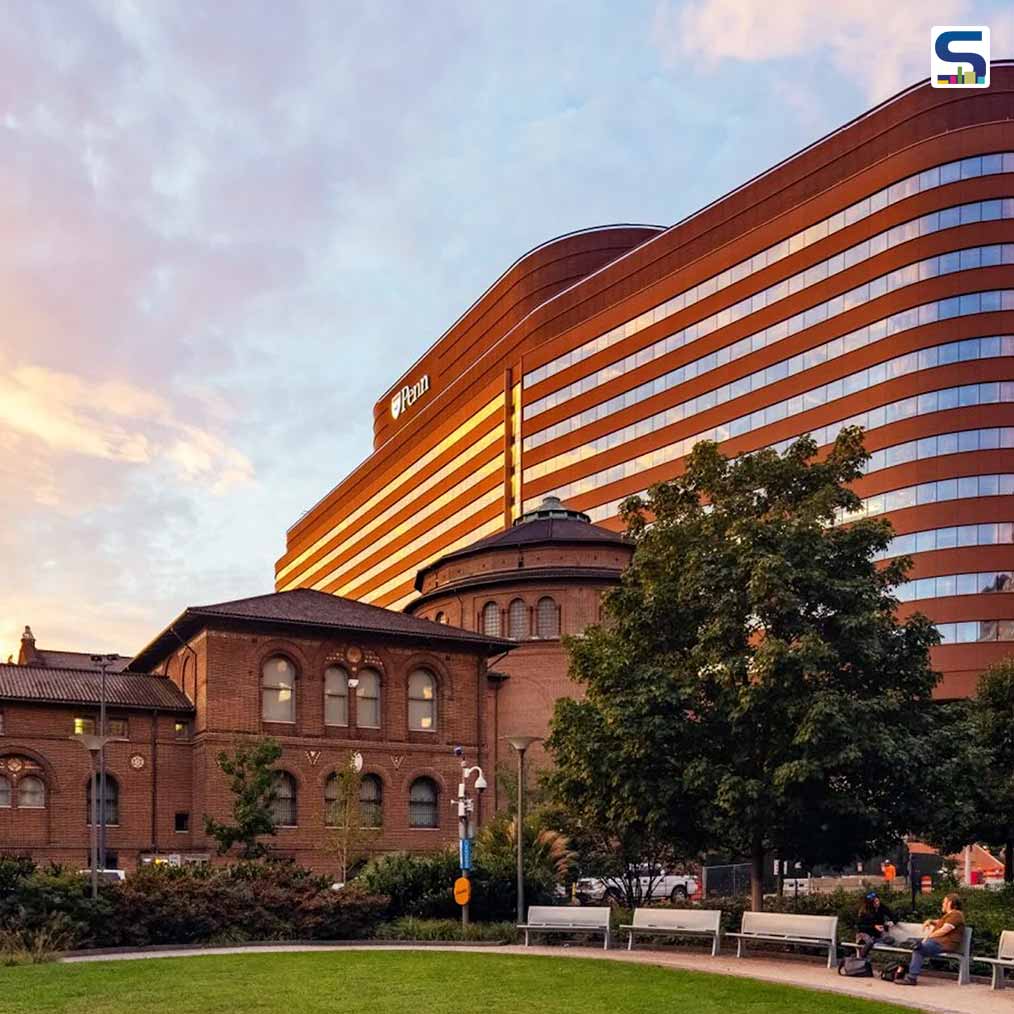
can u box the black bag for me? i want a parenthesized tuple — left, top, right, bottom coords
(881, 961, 908, 982)
(838, 955, 873, 977)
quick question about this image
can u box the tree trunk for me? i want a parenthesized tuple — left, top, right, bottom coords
(750, 841, 765, 912)
(1005, 835, 1013, 884)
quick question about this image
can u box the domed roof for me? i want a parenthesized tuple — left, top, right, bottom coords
(413, 497, 629, 591)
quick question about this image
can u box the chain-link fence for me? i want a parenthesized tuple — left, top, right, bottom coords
(702, 862, 753, 898)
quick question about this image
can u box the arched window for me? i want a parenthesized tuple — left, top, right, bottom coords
(356, 669, 381, 728)
(360, 775, 383, 828)
(0, 776, 10, 808)
(324, 666, 349, 727)
(482, 601, 501, 637)
(408, 670, 436, 731)
(508, 598, 529, 640)
(270, 771, 297, 827)
(261, 656, 296, 723)
(409, 777, 438, 828)
(536, 596, 560, 639)
(85, 776, 116, 823)
(433, 611, 446, 624)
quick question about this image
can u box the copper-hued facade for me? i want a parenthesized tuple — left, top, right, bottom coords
(278, 66, 1014, 700)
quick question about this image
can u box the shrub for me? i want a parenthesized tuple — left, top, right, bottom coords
(373, 917, 519, 942)
(0, 861, 388, 950)
(0, 914, 76, 965)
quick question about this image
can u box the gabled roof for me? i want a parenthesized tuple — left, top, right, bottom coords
(0, 664, 193, 712)
(129, 588, 511, 671)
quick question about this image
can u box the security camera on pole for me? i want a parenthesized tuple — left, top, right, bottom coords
(452, 745, 486, 929)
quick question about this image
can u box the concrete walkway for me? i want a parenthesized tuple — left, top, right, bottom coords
(60, 941, 1009, 1014)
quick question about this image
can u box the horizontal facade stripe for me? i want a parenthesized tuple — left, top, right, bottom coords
(525, 153, 1014, 389)
(278, 394, 504, 583)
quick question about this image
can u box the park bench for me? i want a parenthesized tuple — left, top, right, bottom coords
(518, 905, 611, 949)
(621, 908, 722, 956)
(841, 920, 973, 985)
(727, 912, 839, 969)
(977, 929, 1014, 990)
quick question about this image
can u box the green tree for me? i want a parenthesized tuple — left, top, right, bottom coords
(204, 737, 282, 859)
(548, 429, 941, 910)
(325, 753, 380, 883)
(917, 657, 1014, 882)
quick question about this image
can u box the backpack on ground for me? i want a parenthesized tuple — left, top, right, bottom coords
(838, 955, 873, 977)
(880, 961, 907, 982)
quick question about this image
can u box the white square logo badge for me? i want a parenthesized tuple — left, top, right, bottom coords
(931, 27, 990, 88)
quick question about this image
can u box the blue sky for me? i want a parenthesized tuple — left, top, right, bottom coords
(1, 1, 1012, 660)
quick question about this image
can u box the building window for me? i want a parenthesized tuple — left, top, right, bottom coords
(536, 597, 560, 639)
(324, 666, 349, 727)
(175, 812, 190, 833)
(360, 775, 383, 828)
(408, 670, 437, 731)
(0, 709, 5, 735)
(482, 602, 501, 637)
(86, 776, 117, 824)
(323, 772, 340, 827)
(409, 777, 439, 828)
(356, 669, 381, 729)
(174, 720, 190, 739)
(508, 598, 529, 639)
(261, 656, 296, 723)
(270, 771, 297, 827)
(74, 717, 128, 737)
(16, 775, 45, 810)
(434, 611, 447, 624)
(0, 776, 10, 808)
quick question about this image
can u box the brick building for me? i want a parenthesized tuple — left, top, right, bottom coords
(0, 590, 513, 873)
(0, 501, 621, 873)
(407, 495, 631, 783)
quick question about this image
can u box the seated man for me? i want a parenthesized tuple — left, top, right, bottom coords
(895, 893, 965, 986)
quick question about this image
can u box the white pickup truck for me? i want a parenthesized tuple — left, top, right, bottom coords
(575, 866, 699, 905)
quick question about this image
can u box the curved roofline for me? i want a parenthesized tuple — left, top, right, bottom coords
(413, 528, 630, 592)
(375, 223, 666, 404)
(287, 63, 1014, 536)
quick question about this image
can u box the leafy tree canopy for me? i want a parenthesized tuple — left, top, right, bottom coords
(204, 737, 282, 859)
(548, 429, 941, 908)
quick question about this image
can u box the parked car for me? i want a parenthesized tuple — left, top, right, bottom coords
(79, 868, 126, 883)
(576, 865, 699, 905)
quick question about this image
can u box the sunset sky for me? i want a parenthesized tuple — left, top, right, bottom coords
(2, 1, 1012, 662)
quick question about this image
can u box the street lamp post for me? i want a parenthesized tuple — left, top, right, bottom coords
(507, 736, 542, 926)
(71, 733, 113, 899)
(452, 747, 487, 929)
(91, 654, 119, 872)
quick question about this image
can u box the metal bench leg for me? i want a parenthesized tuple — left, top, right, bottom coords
(712, 933, 720, 958)
(827, 943, 836, 970)
(958, 958, 970, 986)
(736, 938, 745, 959)
(992, 966, 1004, 990)
(524, 929, 529, 947)
(604, 930, 610, 951)
(627, 931, 633, 952)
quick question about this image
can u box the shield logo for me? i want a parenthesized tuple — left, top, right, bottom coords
(390, 392, 402, 419)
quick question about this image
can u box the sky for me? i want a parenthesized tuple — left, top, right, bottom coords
(2, 0, 1012, 662)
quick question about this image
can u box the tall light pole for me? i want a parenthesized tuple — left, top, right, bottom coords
(71, 733, 111, 898)
(91, 654, 119, 872)
(452, 746, 487, 929)
(507, 736, 542, 926)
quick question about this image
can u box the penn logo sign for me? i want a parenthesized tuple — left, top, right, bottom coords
(390, 374, 430, 420)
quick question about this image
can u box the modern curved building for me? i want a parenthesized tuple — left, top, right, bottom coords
(278, 65, 1014, 699)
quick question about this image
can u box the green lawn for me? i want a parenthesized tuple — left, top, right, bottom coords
(1, 951, 919, 1014)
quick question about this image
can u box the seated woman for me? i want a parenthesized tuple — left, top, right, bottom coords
(856, 890, 896, 958)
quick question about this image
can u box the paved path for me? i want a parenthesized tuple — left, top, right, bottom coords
(60, 941, 1008, 1014)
